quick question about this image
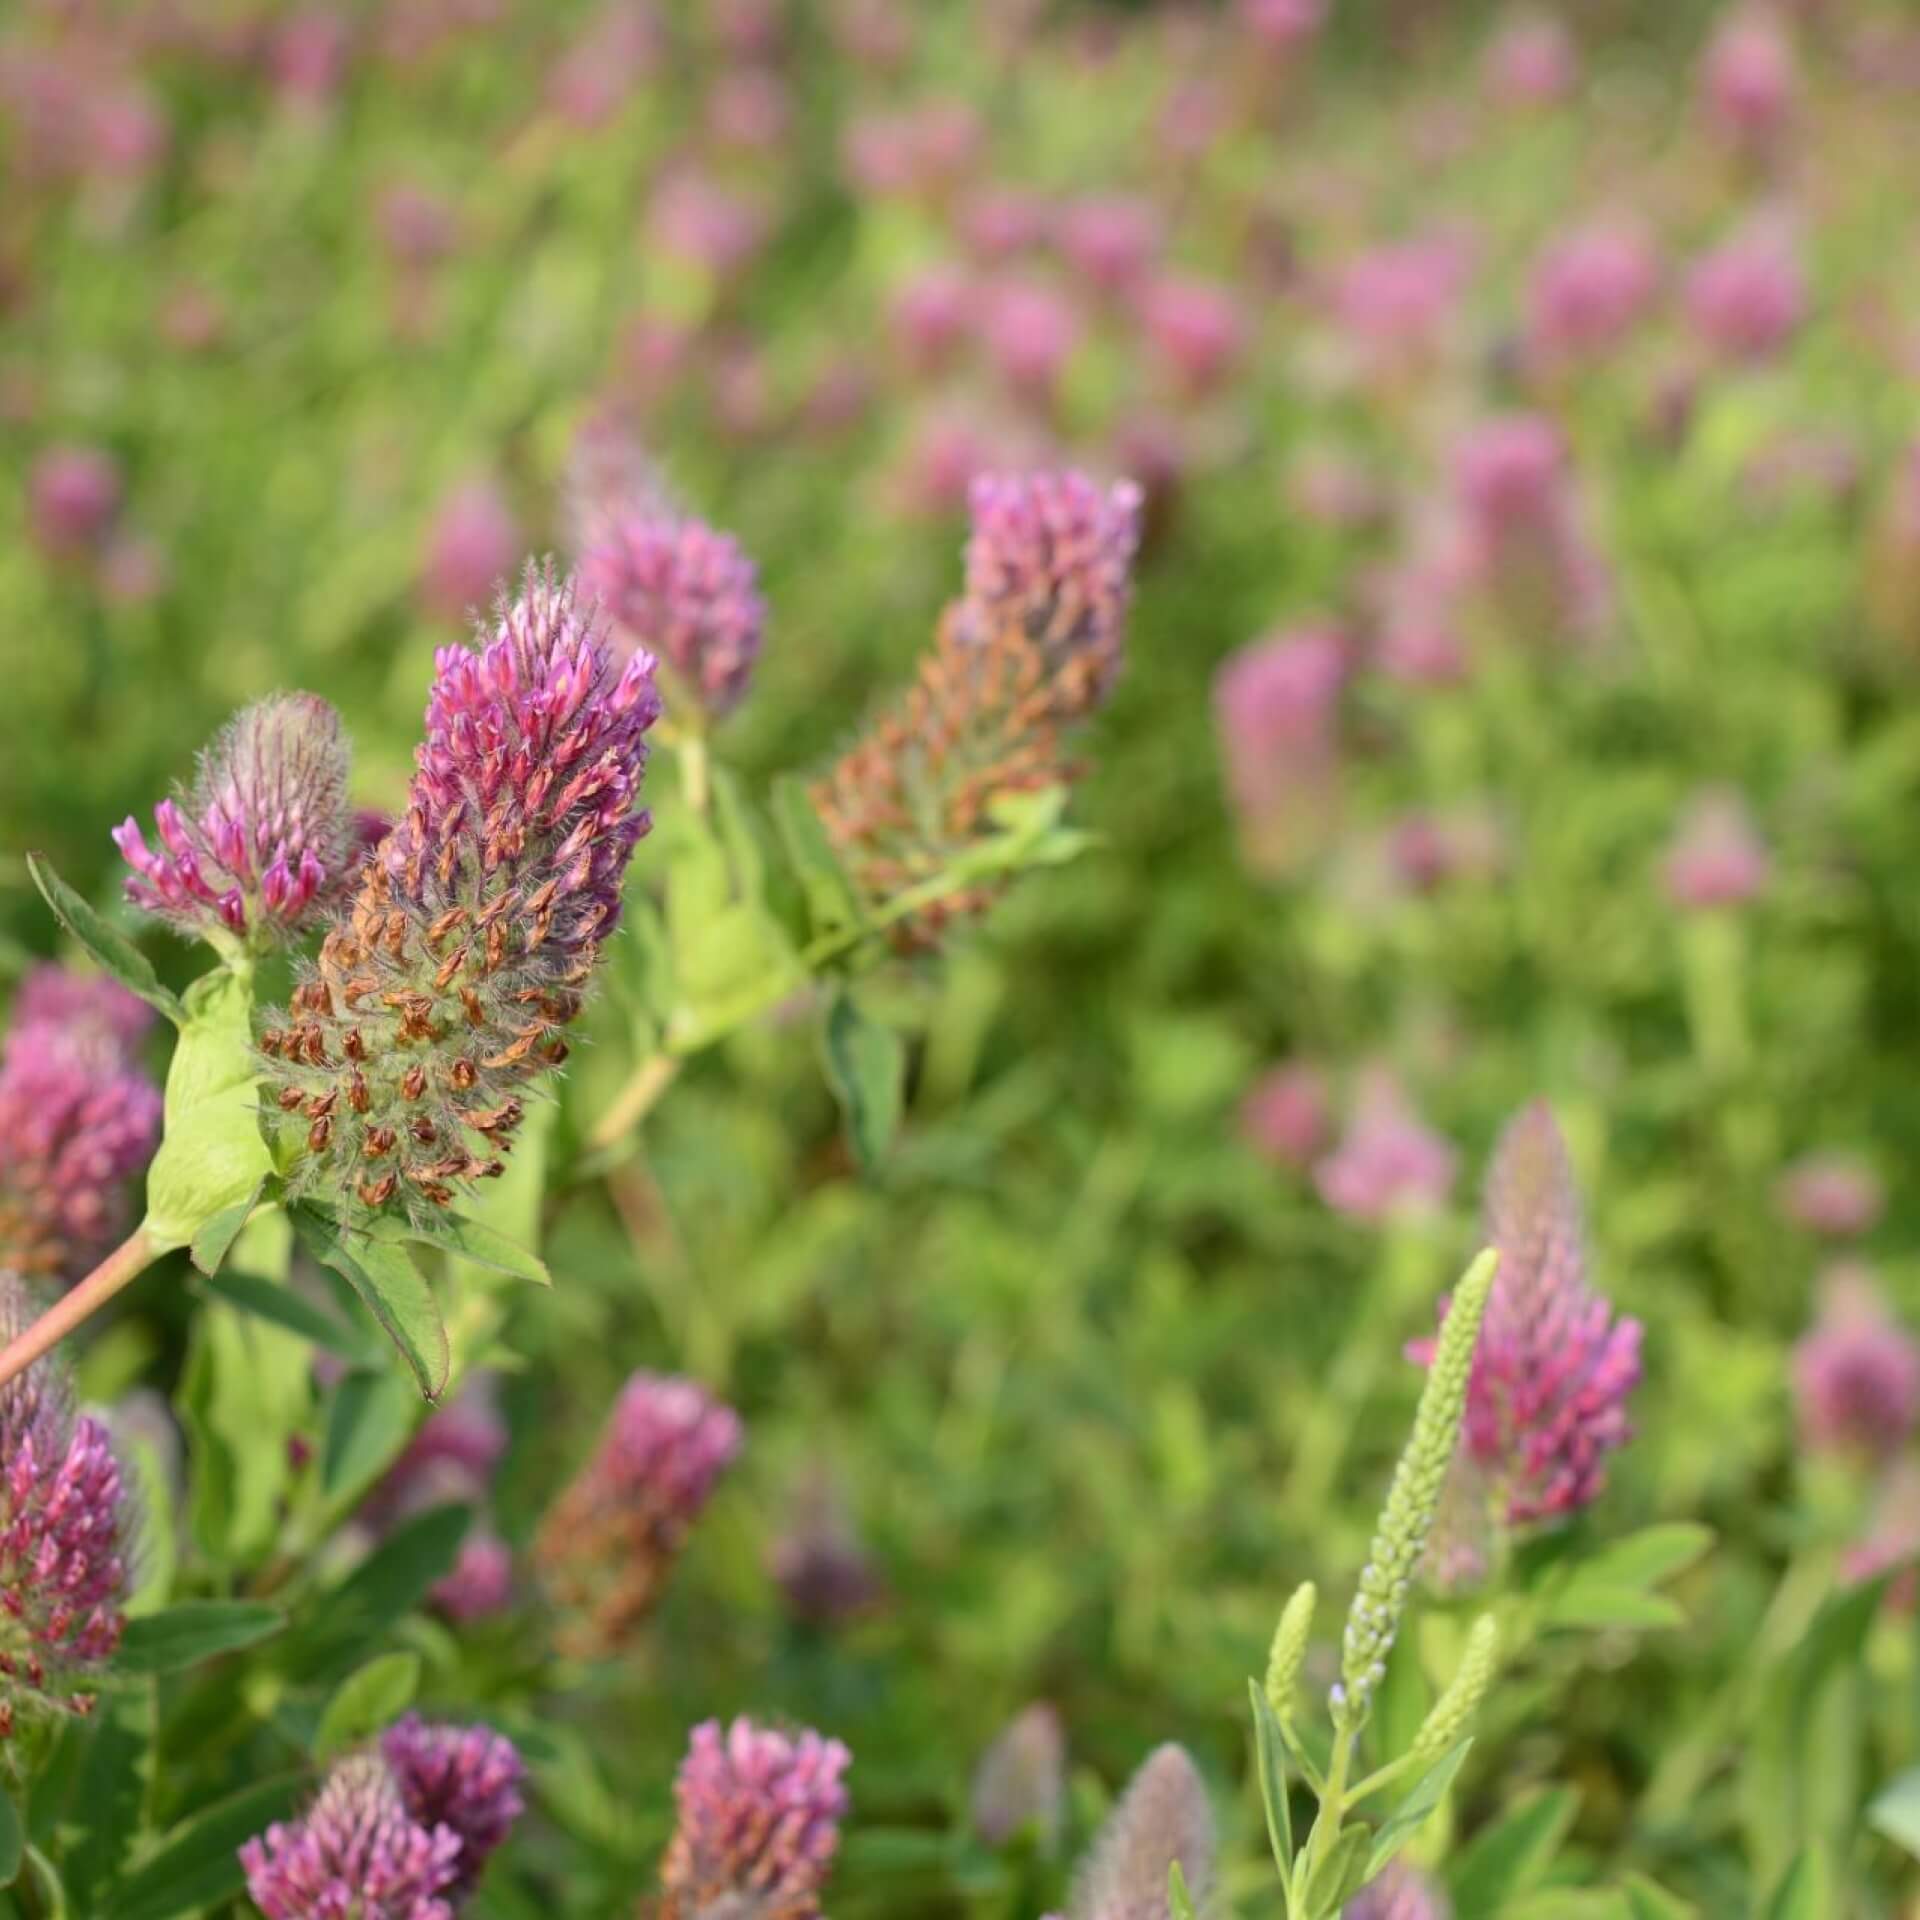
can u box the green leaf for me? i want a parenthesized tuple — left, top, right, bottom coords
(1763, 1845, 1830, 1920)
(1445, 1787, 1578, 1913)
(323, 1368, 418, 1503)
(49, 1686, 153, 1911)
(1168, 1860, 1199, 1920)
(1247, 1681, 1294, 1876)
(291, 1205, 450, 1400)
(819, 987, 904, 1172)
(772, 775, 862, 942)
(26, 852, 184, 1026)
(201, 1267, 374, 1362)
(0, 1791, 20, 1889)
(142, 968, 274, 1253)
(281, 1502, 470, 1683)
(315, 1651, 422, 1761)
(1299, 1823, 1371, 1916)
(1541, 1585, 1686, 1632)
(115, 1601, 284, 1675)
(1366, 1740, 1473, 1878)
(378, 1210, 551, 1286)
(1622, 1875, 1697, 1920)
(1569, 1524, 1715, 1590)
(104, 1774, 305, 1920)
(187, 1183, 268, 1278)
(1868, 1766, 1920, 1861)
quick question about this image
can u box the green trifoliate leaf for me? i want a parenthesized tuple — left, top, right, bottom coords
(27, 851, 185, 1026)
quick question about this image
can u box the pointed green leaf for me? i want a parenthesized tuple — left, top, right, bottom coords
(103, 1774, 305, 1920)
(142, 968, 273, 1253)
(1367, 1740, 1473, 1878)
(115, 1601, 284, 1675)
(315, 1651, 422, 1761)
(291, 1206, 450, 1400)
(52, 1685, 153, 1910)
(1570, 1524, 1715, 1590)
(820, 987, 904, 1172)
(1300, 1823, 1372, 1916)
(1764, 1845, 1830, 1920)
(323, 1368, 418, 1503)
(378, 1211, 551, 1286)
(201, 1268, 375, 1363)
(1168, 1860, 1199, 1920)
(1248, 1680, 1294, 1875)
(26, 852, 184, 1026)
(188, 1182, 269, 1278)
(1446, 1787, 1578, 1913)
(772, 775, 862, 941)
(1623, 1875, 1697, 1920)
(1542, 1585, 1687, 1632)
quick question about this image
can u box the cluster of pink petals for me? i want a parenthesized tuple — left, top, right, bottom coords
(1315, 1069, 1458, 1223)
(380, 1715, 527, 1897)
(1794, 1265, 1920, 1463)
(0, 968, 161, 1284)
(662, 1717, 851, 1920)
(1426, 1102, 1642, 1525)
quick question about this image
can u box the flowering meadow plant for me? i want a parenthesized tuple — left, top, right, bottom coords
(6, 2, 1920, 1917)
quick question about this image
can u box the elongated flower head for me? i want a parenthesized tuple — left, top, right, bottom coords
(0, 1274, 130, 1736)
(578, 502, 766, 723)
(971, 1703, 1066, 1849)
(959, 471, 1143, 716)
(1264, 1581, 1316, 1722)
(1344, 1861, 1453, 1920)
(381, 1715, 526, 1897)
(239, 1753, 463, 1920)
(1408, 1614, 1498, 1770)
(1069, 1744, 1214, 1920)
(1794, 1264, 1920, 1462)
(261, 565, 660, 1222)
(1338, 1251, 1496, 1729)
(1435, 1104, 1641, 1525)
(537, 1372, 741, 1657)
(660, 1717, 851, 1920)
(114, 693, 355, 946)
(812, 470, 1141, 945)
(1702, 9, 1796, 146)
(1215, 625, 1348, 875)
(0, 972, 160, 1282)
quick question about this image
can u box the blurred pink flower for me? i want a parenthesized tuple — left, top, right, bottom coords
(545, 4, 663, 126)
(29, 445, 122, 559)
(420, 479, 521, 622)
(1701, 9, 1797, 148)
(1684, 227, 1806, 363)
(1241, 1063, 1331, 1170)
(1663, 787, 1769, 909)
(1485, 13, 1579, 107)
(376, 180, 457, 268)
(958, 187, 1053, 262)
(1140, 275, 1248, 400)
(1315, 1069, 1457, 1222)
(649, 171, 769, 280)
(267, 10, 353, 108)
(1527, 221, 1659, 366)
(1057, 195, 1162, 296)
(707, 66, 790, 151)
(889, 265, 975, 376)
(1796, 1265, 1920, 1462)
(1331, 237, 1469, 373)
(981, 280, 1081, 403)
(1214, 624, 1349, 874)
(1240, 0, 1325, 53)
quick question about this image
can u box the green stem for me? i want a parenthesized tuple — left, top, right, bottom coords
(679, 735, 711, 819)
(1295, 1725, 1358, 1907)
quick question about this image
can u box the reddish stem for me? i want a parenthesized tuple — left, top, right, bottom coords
(0, 1229, 158, 1388)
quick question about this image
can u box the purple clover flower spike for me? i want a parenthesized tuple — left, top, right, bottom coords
(970, 1703, 1065, 1850)
(261, 563, 661, 1220)
(0, 977, 161, 1283)
(1778, 1153, 1884, 1239)
(1069, 1744, 1215, 1920)
(1794, 1264, 1920, 1463)
(114, 693, 355, 948)
(1425, 1102, 1642, 1525)
(432, 1529, 514, 1624)
(537, 1372, 741, 1657)
(239, 1753, 463, 1920)
(1314, 1070, 1457, 1224)
(660, 1716, 851, 1920)
(1663, 787, 1769, 910)
(0, 1274, 130, 1736)
(578, 505, 767, 724)
(382, 1715, 527, 1897)
(960, 470, 1143, 716)
(1343, 1860, 1453, 1920)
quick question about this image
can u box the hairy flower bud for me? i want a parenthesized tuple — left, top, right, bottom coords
(536, 1371, 741, 1657)
(1264, 1580, 1317, 1724)
(1408, 1614, 1499, 1771)
(971, 1703, 1066, 1850)
(659, 1717, 851, 1920)
(114, 693, 355, 946)
(262, 565, 660, 1222)
(239, 1753, 463, 1920)
(812, 470, 1140, 945)
(381, 1715, 526, 1897)
(0, 1274, 130, 1736)
(0, 969, 160, 1283)
(1336, 1250, 1496, 1730)
(1421, 1105, 1641, 1526)
(1070, 1744, 1215, 1920)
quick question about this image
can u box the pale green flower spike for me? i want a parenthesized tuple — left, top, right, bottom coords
(1409, 1612, 1499, 1772)
(1266, 1581, 1317, 1725)
(1334, 1248, 1498, 1732)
